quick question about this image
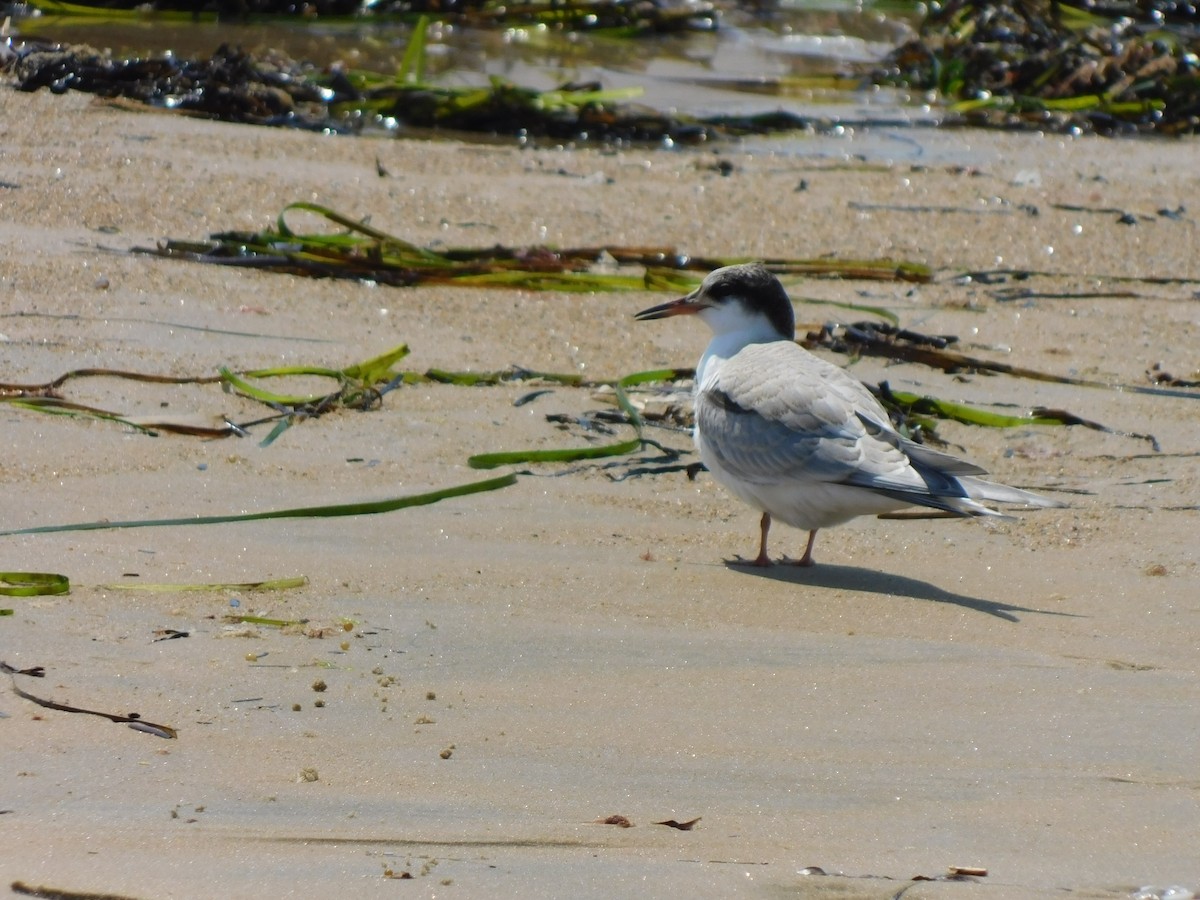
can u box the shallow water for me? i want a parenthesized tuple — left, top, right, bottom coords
(11, 0, 935, 156)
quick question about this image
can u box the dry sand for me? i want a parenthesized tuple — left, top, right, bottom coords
(1, 88, 1199, 899)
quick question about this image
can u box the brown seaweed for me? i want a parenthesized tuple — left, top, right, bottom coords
(2, 661, 178, 739)
(805, 321, 1200, 401)
(132, 201, 932, 290)
(7, 41, 843, 143)
(875, 0, 1200, 135)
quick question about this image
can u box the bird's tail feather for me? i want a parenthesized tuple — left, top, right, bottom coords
(958, 476, 1067, 509)
(867, 477, 1065, 520)
(867, 488, 1011, 519)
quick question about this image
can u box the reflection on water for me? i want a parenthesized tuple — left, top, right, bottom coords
(14, 4, 917, 99)
(12, 2, 943, 156)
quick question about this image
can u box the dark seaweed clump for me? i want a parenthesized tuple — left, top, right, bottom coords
(875, 0, 1200, 135)
(11, 43, 338, 129)
(5, 41, 812, 143)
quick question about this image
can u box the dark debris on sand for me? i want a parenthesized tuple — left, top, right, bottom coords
(3, 40, 815, 143)
(875, 0, 1200, 135)
(9, 43, 337, 129)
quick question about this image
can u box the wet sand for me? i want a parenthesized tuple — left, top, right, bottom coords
(2, 88, 1199, 898)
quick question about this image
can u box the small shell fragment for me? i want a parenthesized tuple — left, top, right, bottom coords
(595, 815, 633, 828)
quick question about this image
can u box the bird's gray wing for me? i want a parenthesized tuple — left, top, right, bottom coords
(697, 343, 1005, 514)
(696, 343, 918, 488)
(854, 410, 985, 477)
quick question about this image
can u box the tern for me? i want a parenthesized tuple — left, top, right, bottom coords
(635, 263, 1063, 567)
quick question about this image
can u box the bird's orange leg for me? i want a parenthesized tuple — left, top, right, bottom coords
(750, 512, 773, 567)
(789, 529, 818, 567)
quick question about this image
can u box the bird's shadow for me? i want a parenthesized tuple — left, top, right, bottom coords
(729, 561, 1078, 623)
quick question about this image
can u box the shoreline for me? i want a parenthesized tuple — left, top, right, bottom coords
(1, 87, 1198, 898)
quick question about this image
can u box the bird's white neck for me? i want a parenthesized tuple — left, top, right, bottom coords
(696, 322, 784, 389)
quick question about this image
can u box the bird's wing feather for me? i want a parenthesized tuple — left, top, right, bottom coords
(694, 342, 1032, 517)
(697, 343, 923, 489)
(854, 410, 986, 477)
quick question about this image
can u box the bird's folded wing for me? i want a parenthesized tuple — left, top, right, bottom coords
(855, 410, 986, 477)
(697, 344, 920, 488)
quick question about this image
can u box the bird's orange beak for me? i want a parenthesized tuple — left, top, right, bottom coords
(633, 289, 706, 321)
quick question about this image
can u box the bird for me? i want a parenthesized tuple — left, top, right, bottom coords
(634, 262, 1064, 568)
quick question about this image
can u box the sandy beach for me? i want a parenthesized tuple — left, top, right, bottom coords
(2, 85, 1199, 898)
